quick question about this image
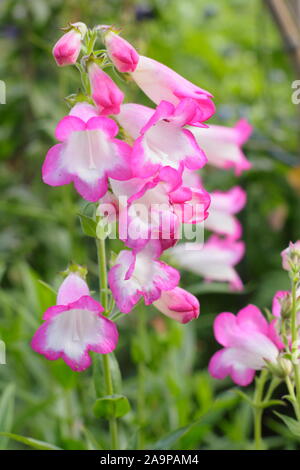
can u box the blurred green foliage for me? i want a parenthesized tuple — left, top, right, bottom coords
(0, 0, 300, 450)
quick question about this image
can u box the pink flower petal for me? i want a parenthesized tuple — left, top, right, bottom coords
(55, 116, 86, 142)
(42, 143, 72, 186)
(208, 349, 255, 386)
(56, 273, 90, 306)
(237, 304, 269, 335)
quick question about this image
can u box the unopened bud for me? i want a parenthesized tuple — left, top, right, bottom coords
(278, 357, 293, 377)
(53, 22, 87, 66)
(281, 241, 300, 273)
(103, 29, 139, 73)
(96, 219, 112, 240)
(280, 293, 292, 319)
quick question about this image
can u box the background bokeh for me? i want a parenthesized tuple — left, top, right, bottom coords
(1, 0, 300, 450)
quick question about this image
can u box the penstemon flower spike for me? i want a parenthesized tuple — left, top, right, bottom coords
(32, 20, 260, 451)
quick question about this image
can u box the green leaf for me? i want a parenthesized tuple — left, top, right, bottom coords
(260, 400, 285, 409)
(37, 280, 57, 297)
(81, 426, 102, 450)
(109, 353, 123, 394)
(36, 280, 57, 311)
(151, 425, 191, 450)
(93, 354, 104, 398)
(234, 389, 253, 406)
(0, 432, 62, 450)
(274, 412, 300, 438)
(151, 391, 240, 450)
(78, 213, 97, 238)
(93, 353, 122, 398)
(0, 384, 15, 449)
(93, 394, 131, 419)
(234, 390, 285, 409)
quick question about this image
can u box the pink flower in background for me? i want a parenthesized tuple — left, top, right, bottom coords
(117, 100, 207, 178)
(268, 290, 297, 350)
(104, 30, 139, 73)
(189, 119, 252, 175)
(272, 290, 291, 318)
(53, 22, 87, 66)
(169, 235, 244, 290)
(31, 273, 118, 371)
(130, 55, 215, 125)
(281, 241, 300, 271)
(108, 246, 180, 313)
(208, 305, 279, 386)
(88, 62, 124, 115)
(153, 287, 199, 324)
(42, 102, 131, 202)
(205, 187, 247, 239)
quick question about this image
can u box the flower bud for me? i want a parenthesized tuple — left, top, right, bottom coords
(153, 287, 200, 324)
(278, 357, 293, 377)
(88, 62, 124, 115)
(52, 22, 87, 66)
(104, 30, 139, 73)
(281, 241, 300, 273)
(266, 356, 292, 379)
(279, 293, 292, 319)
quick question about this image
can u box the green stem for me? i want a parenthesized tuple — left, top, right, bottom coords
(285, 375, 300, 420)
(95, 237, 119, 450)
(290, 275, 300, 416)
(253, 370, 268, 450)
(137, 362, 145, 449)
(102, 354, 119, 450)
(254, 408, 263, 451)
(96, 238, 108, 312)
(291, 278, 298, 346)
(137, 309, 146, 449)
(264, 377, 280, 402)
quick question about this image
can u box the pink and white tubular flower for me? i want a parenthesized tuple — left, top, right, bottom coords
(110, 167, 210, 255)
(117, 101, 207, 178)
(169, 235, 244, 291)
(42, 102, 132, 202)
(31, 273, 118, 371)
(205, 187, 247, 239)
(104, 30, 139, 73)
(208, 305, 279, 386)
(130, 55, 215, 125)
(108, 245, 180, 314)
(88, 62, 124, 115)
(153, 287, 199, 324)
(281, 241, 300, 271)
(52, 22, 87, 66)
(189, 119, 252, 176)
(110, 173, 180, 255)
